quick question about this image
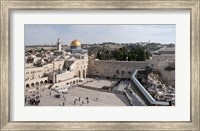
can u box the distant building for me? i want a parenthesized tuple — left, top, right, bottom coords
(57, 38, 62, 51)
(25, 39, 88, 89)
(156, 47, 175, 54)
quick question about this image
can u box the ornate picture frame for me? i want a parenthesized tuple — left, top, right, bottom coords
(0, 0, 199, 130)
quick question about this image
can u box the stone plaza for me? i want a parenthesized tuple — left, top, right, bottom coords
(25, 79, 131, 106)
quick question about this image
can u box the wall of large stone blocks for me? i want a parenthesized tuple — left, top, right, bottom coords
(157, 69, 175, 88)
(53, 60, 65, 70)
(150, 54, 175, 69)
(43, 63, 54, 73)
(51, 77, 79, 89)
(56, 71, 75, 82)
(71, 58, 88, 78)
(88, 59, 149, 78)
(151, 54, 175, 62)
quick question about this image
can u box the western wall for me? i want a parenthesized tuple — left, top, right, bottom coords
(88, 57, 150, 79)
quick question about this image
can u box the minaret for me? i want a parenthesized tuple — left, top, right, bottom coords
(57, 38, 62, 51)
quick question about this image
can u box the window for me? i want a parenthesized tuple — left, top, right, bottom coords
(31, 71, 35, 74)
(116, 70, 119, 74)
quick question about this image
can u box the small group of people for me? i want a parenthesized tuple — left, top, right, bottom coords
(73, 97, 90, 105)
(25, 96, 40, 106)
(30, 98, 40, 106)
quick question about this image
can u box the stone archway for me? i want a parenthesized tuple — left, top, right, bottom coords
(31, 83, 34, 87)
(83, 69, 86, 78)
(36, 82, 39, 86)
(26, 84, 30, 88)
(78, 70, 81, 78)
(40, 81, 44, 84)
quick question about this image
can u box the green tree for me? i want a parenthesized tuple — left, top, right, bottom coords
(128, 49, 137, 61)
(136, 48, 146, 61)
(145, 50, 151, 59)
(96, 51, 101, 60)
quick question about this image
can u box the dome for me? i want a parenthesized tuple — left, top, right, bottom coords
(71, 39, 81, 47)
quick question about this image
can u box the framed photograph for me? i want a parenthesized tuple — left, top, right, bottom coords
(1, 0, 199, 130)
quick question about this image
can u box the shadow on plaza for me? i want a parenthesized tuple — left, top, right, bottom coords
(114, 93, 132, 106)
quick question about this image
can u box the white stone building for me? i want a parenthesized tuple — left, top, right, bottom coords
(25, 39, 88, 89)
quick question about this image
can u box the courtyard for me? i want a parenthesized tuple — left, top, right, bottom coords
(25, 81, 131, 106)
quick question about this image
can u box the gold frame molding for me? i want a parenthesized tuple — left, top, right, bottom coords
(0, 0, 199, 130)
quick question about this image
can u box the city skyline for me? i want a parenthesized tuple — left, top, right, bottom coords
(25, 24, 176, 45)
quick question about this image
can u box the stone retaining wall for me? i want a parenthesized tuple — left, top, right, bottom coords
(88, 59, 149, 78)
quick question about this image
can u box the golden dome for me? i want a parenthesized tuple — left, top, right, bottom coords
(71, 39, 81, 47)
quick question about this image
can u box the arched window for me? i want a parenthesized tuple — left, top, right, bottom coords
(26, 84, 30, 88)
(36, 82, 39, 85)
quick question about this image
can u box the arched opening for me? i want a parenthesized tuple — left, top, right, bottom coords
(70, 81, 72, 84)
(26, 84, 30, 88)
(36, 82, 39, 86)
(31, 83, 34, 87)
(44, 80, 48, 83)
(40, 81, 44, 84)
(49, 80, 53, 83)
(76, 80, 78, 83)
(78, 70, 81, 78)
(66, 83, 69, 85)
(83, 69, 86, 78)
(73, 81, 75, 84)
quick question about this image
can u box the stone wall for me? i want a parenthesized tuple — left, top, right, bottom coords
(51, 77, 79, 89)
(88, 58, 149, 78)
(25, 67, 44, 80)
(43, 63, 54, 73)
(53, 60, 65, 70)
(150, 54, 175, 87)
(56, 71, 75, 82)
(158, 69, 175, 87)
(25, 77, 48, 88)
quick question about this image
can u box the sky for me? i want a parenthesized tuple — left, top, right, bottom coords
(24, 24, 176, 45)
